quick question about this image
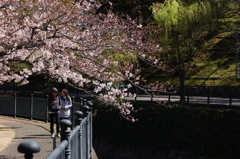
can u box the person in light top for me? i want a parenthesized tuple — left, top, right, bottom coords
(59, 88, 72, 120)
(48, 87, 61, 138)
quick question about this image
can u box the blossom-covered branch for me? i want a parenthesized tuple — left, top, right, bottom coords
(0, 0, 163, 121)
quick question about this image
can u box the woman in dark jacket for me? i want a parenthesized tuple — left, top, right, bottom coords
(48, 87, 61, 138)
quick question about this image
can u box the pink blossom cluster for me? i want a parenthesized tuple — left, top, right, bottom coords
(0, 0, 163, 121)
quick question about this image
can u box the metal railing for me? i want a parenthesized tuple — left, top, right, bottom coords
(0, 93, 90, 123)
(46, 106, 92, 159)
(127, 85, 240, 107)
(0, 94, 92, 159)
(0, 94, 48, 121)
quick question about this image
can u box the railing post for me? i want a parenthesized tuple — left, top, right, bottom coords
(30, 94, 33, 120)
(135, 87, 137, 101)
(80, 98, 84, 112)
(80, 98, 83, 105)
(71, 96, 75, 128)
(207, 87, 210, 105)
(83, 99, 87, 115)
(83, 104, 90, 159)
(72, 96, 75, 102)
(14, 93, 17, 118)
(75, 111, 84, 125)
(229, 87, 232, 106)
(87, 101, 93, 159)
(18, 141, 40, 159)
(75, 111, 84, 159)
(45, 95, 49, 123)
(60, 119, 72, 159)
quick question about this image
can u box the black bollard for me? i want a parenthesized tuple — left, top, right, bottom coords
(83, 105, 90, 116)
(80, 98, 84, 112)
(75, 111, 84, 126)
(83, 99, 87, 107)
(86, 101, 93, 119)
(60, 119, 72, 159)
(60, 119, 72, 141)
(87, 101, 93, 109)
(18, 141, 40, 159)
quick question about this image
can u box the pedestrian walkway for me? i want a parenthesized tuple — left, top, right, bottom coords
(0, 115, 98, 159)
(0, 115, 60, 159)
(0, 124, 15, 153)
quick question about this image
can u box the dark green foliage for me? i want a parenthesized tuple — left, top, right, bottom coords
(98, 0, 164, 24)
(93, 101, 240, 158)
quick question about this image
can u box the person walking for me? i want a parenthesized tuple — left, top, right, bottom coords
(48, 87, 61, 138)
(59, 88, 72, 121)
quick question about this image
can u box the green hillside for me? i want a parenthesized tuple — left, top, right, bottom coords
(144, 31, 240, 86)
(143, 0, 240, 91)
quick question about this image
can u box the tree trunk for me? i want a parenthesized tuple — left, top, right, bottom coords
(178, 71, 185, 101)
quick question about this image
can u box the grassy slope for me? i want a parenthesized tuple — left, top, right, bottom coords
(143, 32, 240, 86)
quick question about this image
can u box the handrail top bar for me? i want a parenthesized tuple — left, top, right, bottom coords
(81, 117, 88, 123)
(69, 125, 80, 140)
(46, 140, 68, 159)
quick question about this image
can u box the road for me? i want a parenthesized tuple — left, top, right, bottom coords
(126, 95, 240, 106)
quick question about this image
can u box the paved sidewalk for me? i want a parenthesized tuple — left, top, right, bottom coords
(0, 124, 15, 153)
(0, 115, 60, 159)
(0, 115, 98, 159)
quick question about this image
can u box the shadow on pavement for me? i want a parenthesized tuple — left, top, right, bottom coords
(36, 125, 50, 132)
(0, 155, 16, 159)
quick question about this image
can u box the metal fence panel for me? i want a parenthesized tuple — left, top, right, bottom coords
(70, 126, 80, 159)
(82, 119, 87, 159)
(88, 112, 92, 158)
(0, 96, 14, 115)
(87, 113, 91, 159)
(16, 97, 31, 118)
(33, 98, 47, 120)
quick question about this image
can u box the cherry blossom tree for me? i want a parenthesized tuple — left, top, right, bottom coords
(0, 0, 163, 121)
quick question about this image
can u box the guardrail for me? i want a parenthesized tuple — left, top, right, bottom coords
(0, 93, 90, 124)
(127, 85, 240, 107)
(0, 94, 92, 159)
(46, 107, 92, 159)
